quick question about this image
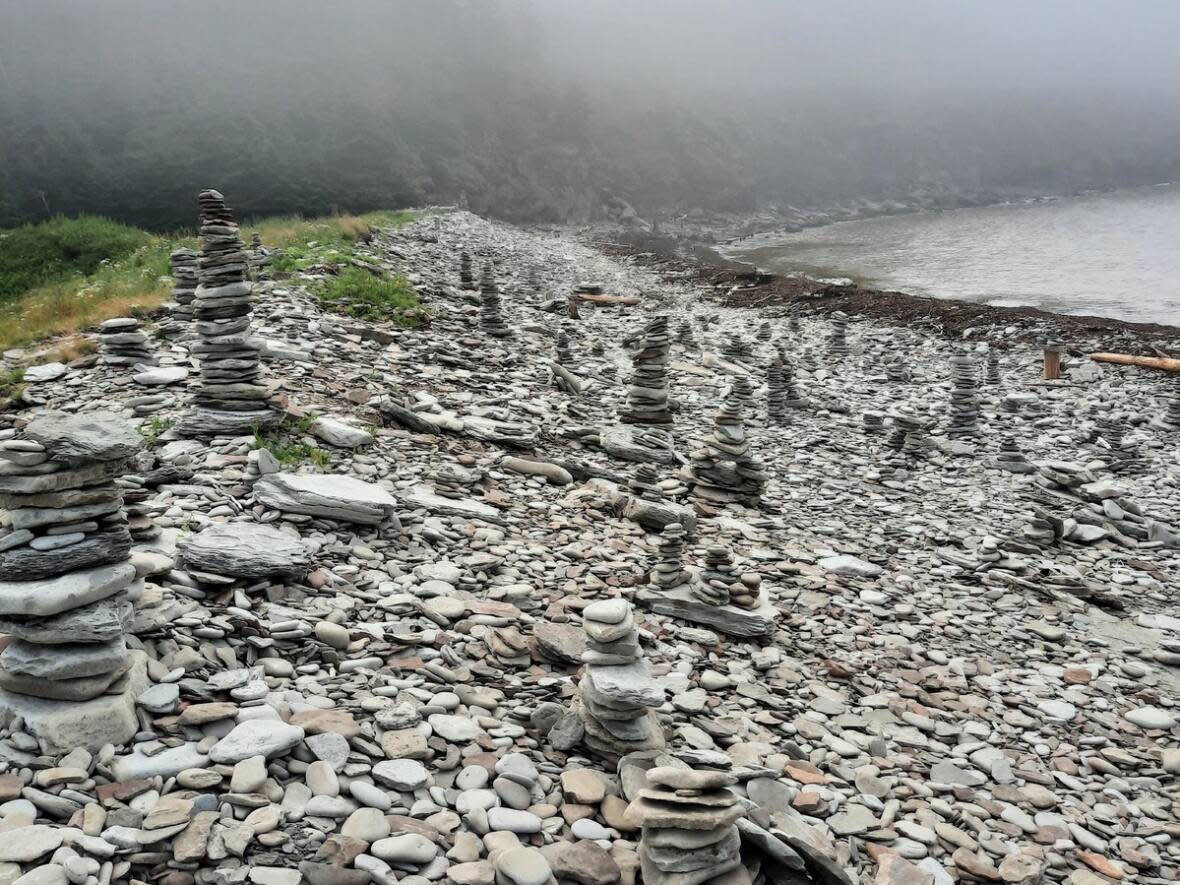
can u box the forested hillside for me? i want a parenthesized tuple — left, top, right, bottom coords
(3, 1, 1179, 230)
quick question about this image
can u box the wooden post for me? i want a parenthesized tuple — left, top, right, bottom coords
(1091, 352, 1180, 373)
(567, 295, 581, 319)
(1044, 343, 1063, 380)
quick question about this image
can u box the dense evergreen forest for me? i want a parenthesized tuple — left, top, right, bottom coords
(3, 1, 1180, 231)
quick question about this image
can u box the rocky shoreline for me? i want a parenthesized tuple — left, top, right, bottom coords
(0, 207, 1177, 885)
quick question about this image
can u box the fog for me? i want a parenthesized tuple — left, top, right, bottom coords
(2, 0, 1178, 229)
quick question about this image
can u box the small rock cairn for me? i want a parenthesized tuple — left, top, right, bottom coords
(829, 310, 850, 357)
(788, 312, 801, 335)
(632, 764, 745, 885)
(678, 320, 697, 349)
(576, 599, 665, 758)
(459, 250, 476, 289)
(479, 263, 511, 338)
(756, 321, 772, 343)
(697, 545, 760, 609)
(886, 356, 909, 383)
(247, 231, 272, 280)
(649, 523, 689, 591)
(862, 410, 885, 433)
(554, 330, 573, 365)
(168, 246, 199, 324)
(0, 412, 144, 727)
(993, 433, 1034, 474)
(887, 405, 929, 455)
(621, 315, 672, 424)
(731, 375, 754, 416)
(722, 333, 751, 363)
(684, 395, 765, 506)
(985, 347, 1001, 385)
(176, 189, 278, 437)
(766, 357, 786, 423)
(630, 464, 663, 500)
(98, 317, 155, 367)
(1161, 387, 1180, 431)
(781, 355, 807, 408)
(947, 354, 980, 437)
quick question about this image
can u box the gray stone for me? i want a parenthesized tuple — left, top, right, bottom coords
(254, 472, 398, 524)
(209, 720, 305, 763)
(178, 522, 310, 579)
(0, 561, 135, 617)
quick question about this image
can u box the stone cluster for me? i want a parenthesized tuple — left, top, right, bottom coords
(620, 315, 672, 424)
(480, 263, 511, 338)
(0, 412, 145, 735)
(631, 764, 745, 885)
(829, 310, 850, 357)
(947, 354, 980, 437)
(648, 522, 689, 591)
(683, 396, 765, 506)
(98, 317, 154, 367)
(698, 545, 760, 609)
(630, 464, 662, 500)
(575, 600, 665, 758)
(176, 189, 277, 437)
(886, 405, 929, 455)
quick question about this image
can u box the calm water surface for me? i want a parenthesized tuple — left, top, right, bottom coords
(731, 184, 1180, 325)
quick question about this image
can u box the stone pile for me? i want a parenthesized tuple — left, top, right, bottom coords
(722, 333, 751, 363)
(782, 357, 807, 408)
(0, 412, 148, 750)
(886, 356, 909, 383)
(176, 189, 278, 437)
(829, 310, 850, 357)
(993, 433, 1035, 474)
(575, 599, 665, 758)
(620, 315, 672, 424)
(1095, 409, 1131, 455)
(756, 321, 772, 343)
(692, 545, 754, 609)
(683, 395, 765, 506)
(1161, 388, 1180, 430)
(677, 320, 698, 349)
(986, 346, 1001, 384)
(862, 410, 885, 433)
(168, 246, 199, 324)
(459, 250, 476, 289)
(947, 354, 980, 437)
(247, 231, 272, 280)
(648, 522, 690, 591)
(480, 262, 512, 338)
(554, 330, 573, 365)
(98, 317, 154, 367)
(732, 375, 754, 416)
(432, 462, 485, 499)
(887, 405, 929, 455)
(766, 357, 786, 423)
(630, 464, 663, 500)
(631, 764, 745, 885)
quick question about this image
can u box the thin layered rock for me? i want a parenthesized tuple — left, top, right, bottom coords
(99, 317, 155, 367)
(176, 189, 278, 437)
(632, 764, 745, 885)
(0, 412, 147, 745)
(575, 599, 665, 758)
(620, 315, 672, 424)
(682, 395, 765, 507)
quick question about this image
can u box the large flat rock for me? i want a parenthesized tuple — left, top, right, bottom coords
(178, 522, 311, 578)
(23, 410, 142, 463)
(635, 585, 779, 638)
(400, 484, 505, 525)
(0, 561, 136, 617)
(254, 472, 398, 525)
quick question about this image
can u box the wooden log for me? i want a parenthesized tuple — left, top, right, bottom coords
(549, 361, 585, 395)
(500, 456, 573, 486)
(572, 293, 640, 306)
(1043, 344, 1063, 380)
(1091, 352, 1180, 373)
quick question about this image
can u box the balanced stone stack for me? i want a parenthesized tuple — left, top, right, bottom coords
(1161, 389, 1180, 431)
(247, 232, 272, 281)
(99, 317, 155, 367)
(886, 357, 910, 383)
(986, 347, 1002, 385)
(0, 412, 148, 748)
(576, 599, 665, 758)
(722, 334, 751, 363)
(862, 410, 885, 433)
(732, 375, 754, 416)
(176, 189, 278, 438)
(887, 406, 929, 455)
(459, 251, 476, 289)
(788, 313, 801, 335)
(993, 433, 1034, 474)
(479, 263, 511, 338)
(678, 320, 698, 350)
(683, 395, 765, 506)
(947, 354, 980, 437)
(621, 315, 672, 424)
(117, 472, 159, 542)
(1095, 410, 1129, 454)
(829, 311, 850, 357)
(554, 330, 574, 365)
(630, 464, 663, 500)
(631, 764, 745, 885)
(766, 357, 786, 423)
(169, 247, 199, 324)
(782, 357, 807, 408)
(700, 545, 760, 609)
(649, 523, 690, 591)
(756, 321, 772, 343)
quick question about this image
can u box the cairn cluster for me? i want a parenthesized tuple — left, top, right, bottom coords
(0, 413, 144, 719)
(576, 600, 665, 758)
(479, 263, 511, 338)
(683, 396, 765, 506)
(621, 315, 672, 424)
(649, 523, 689, 591)
(176, 189, 277, 438)
(947, 354, 980, 437)
(98, 317, 154, 367)
(829, 311, 850, 357)
(632, 764, 745, 885)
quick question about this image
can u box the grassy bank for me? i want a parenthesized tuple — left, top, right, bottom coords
(0, 209, 422, 353)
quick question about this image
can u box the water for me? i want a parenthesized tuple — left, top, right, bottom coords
(730, 184, 1180, 326)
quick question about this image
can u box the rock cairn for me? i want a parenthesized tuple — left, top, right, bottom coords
(683, 395, 765, 506)
(985, 346, 1002, 384)
(479, 262, 511, 338)
(788, 312, 801, 334)
(176, 189, 277, 437)
(886, 356, 909, 383)
(554, 330, 573, 365)
(247, 231, 272, 281)
(621, 315, 672, 424)
(98, 317, 155, 367)
(756, 321, 772, 343)
(576, 599, 665, 758)
(678, 320, 698, 349)
(459, 250, 476, 289)
(722, 333, 751, 363)
(829, 310, 850, 357)
(0, 412, 146, 743)
(947, 354, 980, 437)
(993, 433, 1034, 473)
(649, 522, 689, 591)
(782, 357, 807, 408)
(887, 405, 929, 455)
(862, 410, 885, 433)
(699, 545, 760, 609)
(630, 464, 663, 500)
(632, 764, 744, 885)
(731, 375, 754, 416)
(1161, 387, 1180, 431)
(1095, 409, 1129, 455)
(766, 357, 786, 423)
(168, 246, 199, 324)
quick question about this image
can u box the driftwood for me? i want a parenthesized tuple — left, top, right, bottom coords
(1091, 352, 1180, 373)
(500, 456, 573, 486)
(573, 293, 639, 306)
(549, 361, 585, 394)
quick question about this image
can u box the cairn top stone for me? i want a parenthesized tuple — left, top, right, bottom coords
(23, 411, 141, 464)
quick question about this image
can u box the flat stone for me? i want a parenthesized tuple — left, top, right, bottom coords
(0, 561, 135, 617)
(178, 522, 310, 579)
(209, 720, 305, 763)
(254, 473, 397, 525)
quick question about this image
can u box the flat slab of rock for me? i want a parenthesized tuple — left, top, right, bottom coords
(599, 425, 679, 464)
(0, 561, 136, 617)
(178, 522, 310, 579)
(818, 555, 883, 578)
(254, 473, 398, 525)
(635, 585, 779, 638)
(400, 484, 505, 525)
(134, 366, 189, 386)
(24, 410, 141, 463)
(310, 416, 374, 448)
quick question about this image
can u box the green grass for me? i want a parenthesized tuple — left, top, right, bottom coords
(316, 267, 429, 326)
(0, 367, 25, 408)
(0, 215, 153, 303)
(138, 415, 172, 447)
(252, 418, 332, 469)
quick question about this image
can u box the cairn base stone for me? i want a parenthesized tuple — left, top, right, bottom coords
(0, 650, 149, 754)
(635, 585, 778, 638)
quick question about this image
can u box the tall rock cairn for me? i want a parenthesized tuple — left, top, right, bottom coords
(479, 263, 511, 338)
(985, 347, 1002, 385)
(0, 412, 142, 706)
(683, 395, 765, 506)
(648, 523, 689, 592)
(621, 315, 672, 424)
(459, 250, 476, 290)
(947, 354, 980, 437)
(176, 190, 277, 438)
(576, 599, 665, 759)
(829, 310, 850, 357)
(168, 247, 199, 324)
(631, 764, 745, 885)
(766, 357, 787, 424)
